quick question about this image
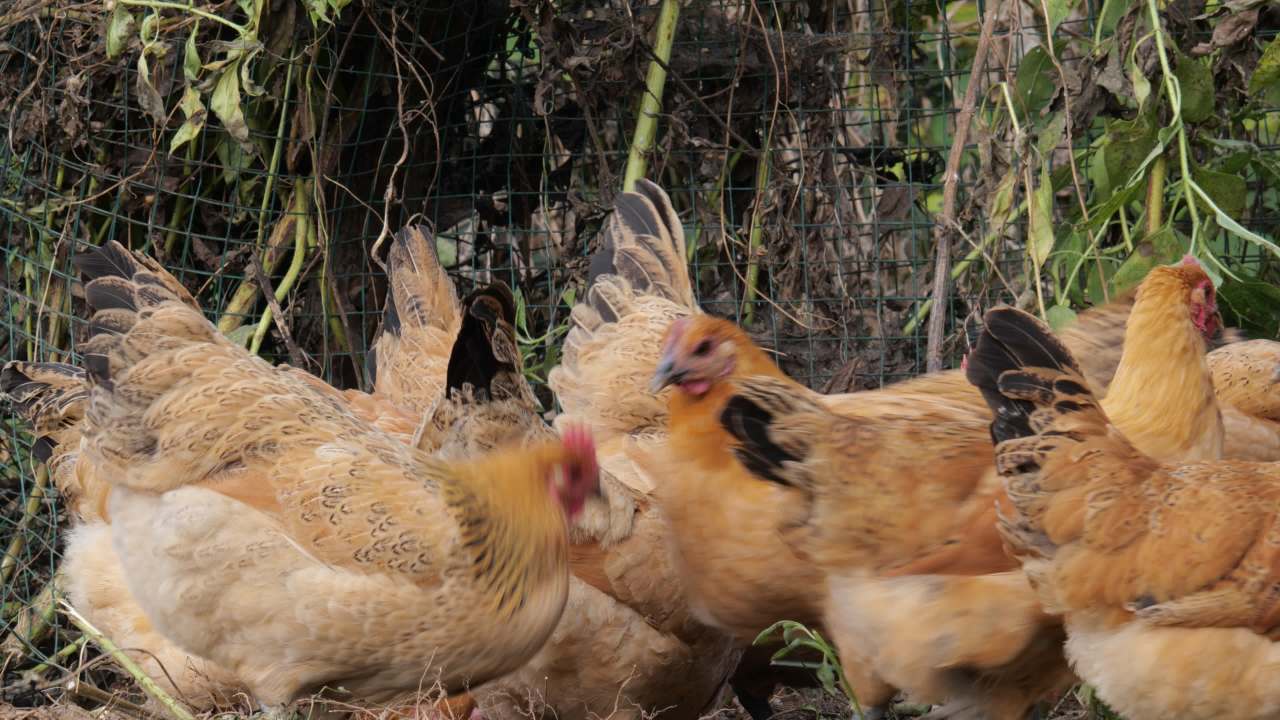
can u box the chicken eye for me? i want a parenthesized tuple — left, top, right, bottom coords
(693, 340, 712, 357)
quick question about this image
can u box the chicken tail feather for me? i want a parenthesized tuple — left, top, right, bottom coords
(2, 362, 87, 447)
(549, 180, 696, 439)
(444, 282, 532, 404)
(368, 225, 461, 391)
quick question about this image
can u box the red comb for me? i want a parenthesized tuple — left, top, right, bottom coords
(560, 423, 597, 473)
(1181, 254, 1200, 267)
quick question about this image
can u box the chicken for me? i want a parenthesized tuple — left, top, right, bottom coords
(6, 240, 600, 714)
(703, 361, 1070, 719)
(367, 226, 463, 419)
(1055, 256, 1277, 465)
(470, 180, 741, 720)
(966, 304, 1280, 720)
(414, 282, 553, 459)
(1209, 339, 1280, 461)
(1095, 256, 1224, 462)
(7, 234, 456, 711)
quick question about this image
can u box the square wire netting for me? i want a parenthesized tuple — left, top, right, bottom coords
(1, 0, 1278, 709)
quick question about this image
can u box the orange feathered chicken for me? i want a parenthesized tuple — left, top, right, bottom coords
(968, 304, 1280, 720)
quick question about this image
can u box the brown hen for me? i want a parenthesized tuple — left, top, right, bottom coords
(504, 179, 742, 720)
(968, 304, 1280, 720)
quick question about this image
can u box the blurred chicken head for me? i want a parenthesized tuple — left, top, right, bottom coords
(1177, 255, 1220, 340)
(650, 316, 741, 397)
(550, 423, 600, 520)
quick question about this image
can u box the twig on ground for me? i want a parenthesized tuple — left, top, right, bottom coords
(62, 602, 195, 720)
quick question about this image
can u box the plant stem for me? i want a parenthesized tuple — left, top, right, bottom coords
(249, 181, 311, 356)
(741, 146, 772, 325)
(216, 58, 294, 335)
(28, 635, 87, 677)
(925, 0, 1000, 372)
(114, 0, 247, 34)
(64, 603, 196, 720)
(0, 466, 47, 588)
(1143, 0, 1200, 252)
(1, 579, 60, 660)
(1145, 153, 1166, 238)
(622, 0, 680, 191)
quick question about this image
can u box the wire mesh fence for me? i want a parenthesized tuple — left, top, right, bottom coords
(1, 0, 1278, 709)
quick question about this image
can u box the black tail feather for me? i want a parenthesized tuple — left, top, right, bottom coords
(965, 307, 1082, 444)
(444, 283, 518, 399)
(71, 241, 137, 282)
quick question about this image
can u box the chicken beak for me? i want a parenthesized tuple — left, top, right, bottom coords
(650, 358, 682, 393)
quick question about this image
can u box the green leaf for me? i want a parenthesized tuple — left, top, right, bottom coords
(1084, 179, 1138, 233)
(301, 0, 332, 24)
(169, 86, 207, 154)
(238, 47, 266, 98)
(815, 662, 836, 694)
(1042, 0, 1071, 36)
(138, 10, 160, 42)
(1099, 116, 1156, 192)
(1085, 256, 1119, 305)
(1110, 226, 1182, 294)
(987, 170, 1018, 228)
(1094, 0, 1126, 38)
(1128, 50, 1151, 108)
(1188, 180, 1280, 261)
(1014, 47, 1057, 120)
(1191, 165, 1246, 221)
(1249, 35, 1280, 105)
(1045, 304, 1078, 331)
(210, 62, 253, 152)
(1174, 55, 1213, 123)
(1035, 111, 1067, 158)
(213, 132, 254, 185)
(184, 22, 202, 82)
(224, 324, 256, 348)
(106, 3, 136, 60)
(1218, 278, 1280, 338)
(1028, 164, 1055, 268)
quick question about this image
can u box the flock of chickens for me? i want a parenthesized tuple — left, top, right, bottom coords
(4, 179, 1280, 720)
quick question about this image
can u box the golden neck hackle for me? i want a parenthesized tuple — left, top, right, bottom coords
(1101, 269, 1222, 462)
(443, 443, 570, 616)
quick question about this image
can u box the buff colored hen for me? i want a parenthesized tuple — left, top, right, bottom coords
(969, 305, 1280, 720)
(4, 238, 599, 715)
